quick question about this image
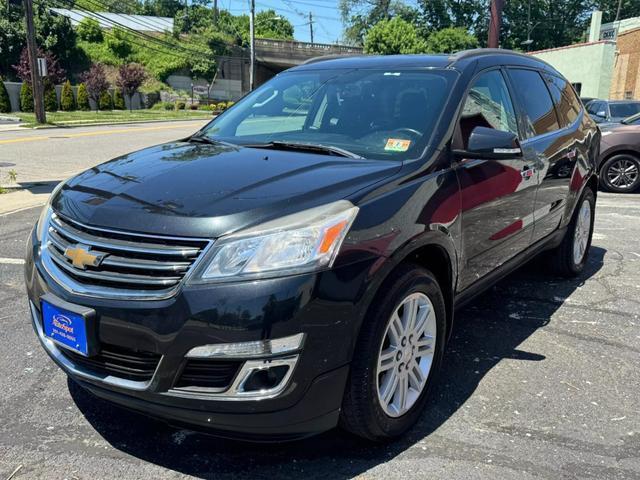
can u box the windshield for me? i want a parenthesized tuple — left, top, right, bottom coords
(610, 102, 640, 118)
(199, 68, 456, 161)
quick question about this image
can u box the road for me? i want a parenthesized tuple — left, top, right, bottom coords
(0, 192, 638, 479)
(0, 120, 209, 186)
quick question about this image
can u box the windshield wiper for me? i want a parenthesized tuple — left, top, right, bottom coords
(245, 141, 363, 159)
(187, 135, 237, 147)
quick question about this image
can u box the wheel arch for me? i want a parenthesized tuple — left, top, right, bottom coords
(358, 232, 458, 350)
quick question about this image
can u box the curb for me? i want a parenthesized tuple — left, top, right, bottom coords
(26, 116, 213, 130)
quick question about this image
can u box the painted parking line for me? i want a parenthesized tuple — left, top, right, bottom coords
(0, 258, 26, 265)
(0, 123, 201, 145)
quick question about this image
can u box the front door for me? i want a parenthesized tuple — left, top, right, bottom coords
(454, 69, 537, 291)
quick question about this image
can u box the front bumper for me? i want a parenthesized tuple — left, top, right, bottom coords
(25, 227, 376, 439)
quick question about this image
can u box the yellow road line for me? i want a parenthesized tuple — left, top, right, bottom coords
(0, 123, 200, 145)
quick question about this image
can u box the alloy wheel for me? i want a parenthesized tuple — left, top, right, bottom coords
(607, 158, 639, 190)
(376, 292, 437, 418)
(573, 199, 592, 265)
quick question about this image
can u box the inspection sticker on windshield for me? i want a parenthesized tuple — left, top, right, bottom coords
(385, 138, 411, 152)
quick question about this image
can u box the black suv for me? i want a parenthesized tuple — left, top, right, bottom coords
(25, 50, 599, 442)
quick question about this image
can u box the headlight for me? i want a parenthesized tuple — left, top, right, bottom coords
(35, 181, 65, 242)
(192, 200, 358, 283)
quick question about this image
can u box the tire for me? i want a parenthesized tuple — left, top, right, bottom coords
(599, 154, 640, 193)
(340, 264, 446, 441)
(549, 188, 595, 277)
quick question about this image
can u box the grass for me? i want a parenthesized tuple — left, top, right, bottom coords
(14, 109, 213, 128)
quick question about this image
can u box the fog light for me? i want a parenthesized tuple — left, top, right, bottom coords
(241, 365, 289, 392)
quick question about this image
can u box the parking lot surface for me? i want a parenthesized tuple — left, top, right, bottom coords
(0, 192, 639, 479)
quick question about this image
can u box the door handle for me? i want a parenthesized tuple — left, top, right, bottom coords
(521, 166, 535, 179)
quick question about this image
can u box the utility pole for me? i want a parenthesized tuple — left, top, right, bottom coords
(488, 0, 504, 48)
(249, 0, 255, 91)
(22, 0, 45, 123)
(614, 0, 623, 34)
(213, 0, 218, 24)
(309, 12, 314, 44)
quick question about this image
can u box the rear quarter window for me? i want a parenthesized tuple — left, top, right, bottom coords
(544, 74, 581, 127)
(508, 68, 560, 138)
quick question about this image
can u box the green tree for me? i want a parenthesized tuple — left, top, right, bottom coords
(106, 27, 133, 59)
(501, 0, 592, 51)
(76, 17, 103, 43)
(425, 27, 478, 53)
(341, 0, 418, 46)
(99, 90, 113, 110)
(416, 0, 487, 39)
(60, 80, 75, 111)
(20, 82, 33, 112)
(77, 83, 90, 111)
(255, 10, 294, 40)
(142, 0, 183, 17)
(363, 17, 427, 55)
(43, 82, 58, 111)
(596, 0, 640, 23)
(0, 78, 11, 113)
(113, 88, 125, 110)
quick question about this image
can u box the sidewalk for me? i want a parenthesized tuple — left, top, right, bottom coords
(0, 184, 56, 215)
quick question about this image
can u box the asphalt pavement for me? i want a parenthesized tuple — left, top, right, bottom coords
(0, 192, 639, 479)
(0, 120, 209, 214)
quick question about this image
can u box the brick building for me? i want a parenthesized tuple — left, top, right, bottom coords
(610, 27, 640, 100)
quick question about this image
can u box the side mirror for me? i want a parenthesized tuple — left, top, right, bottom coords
(596, 110, 607, 118)
(453, 126, 522, 160)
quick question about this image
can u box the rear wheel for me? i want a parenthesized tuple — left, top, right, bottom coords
(340, 265, 446, 441)
(600, 154, 640, 193)
(549, 188, 595, 277)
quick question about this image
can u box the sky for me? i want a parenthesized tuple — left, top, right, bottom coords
(224, 0, 345, 44)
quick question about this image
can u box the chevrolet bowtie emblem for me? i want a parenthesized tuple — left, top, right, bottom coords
(64, 244, 105, 270)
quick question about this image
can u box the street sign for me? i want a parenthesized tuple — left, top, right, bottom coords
(37, 58, 47, 77)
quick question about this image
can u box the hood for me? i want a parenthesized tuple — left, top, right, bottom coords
(52, 141, 401, 238)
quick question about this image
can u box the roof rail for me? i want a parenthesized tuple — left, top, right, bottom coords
(302, 54, 362, 65)
(448, 48, 533, 62)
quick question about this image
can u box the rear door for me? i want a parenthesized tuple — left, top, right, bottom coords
(506, 68, 579, 244)
(454, 69, 537, 291)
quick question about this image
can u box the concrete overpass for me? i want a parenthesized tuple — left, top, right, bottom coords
(252, 39, 364, 86)
(174, 39, 363, 101)
(255, 39, 363, 68)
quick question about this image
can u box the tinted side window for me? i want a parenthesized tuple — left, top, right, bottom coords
(458, 70, 518, 148)
(544, 74, 580, 126)
(509, 69, 559, 137)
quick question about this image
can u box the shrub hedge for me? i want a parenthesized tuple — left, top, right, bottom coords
(20, 82, 33, 112)
(0, 78, 10, 113)
(77, 83, 90, 111)
(60, 80, 76, 111)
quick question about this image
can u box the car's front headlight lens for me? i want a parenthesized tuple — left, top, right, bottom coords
(194, 200, 358, 282)
(35, 181, 66, 243)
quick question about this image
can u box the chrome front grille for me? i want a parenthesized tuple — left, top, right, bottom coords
(42, 212, 211, 299)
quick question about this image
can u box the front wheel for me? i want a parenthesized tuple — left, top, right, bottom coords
(550, 188, 595, 277)
(600, 154, 640, 193)
(340, 265, 446, 441)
